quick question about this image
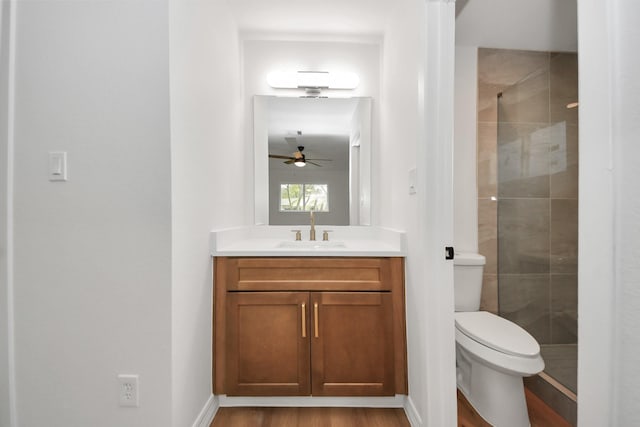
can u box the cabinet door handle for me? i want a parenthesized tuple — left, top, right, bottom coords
(301, 303, 306, 338)
(314, 302, 319, 338)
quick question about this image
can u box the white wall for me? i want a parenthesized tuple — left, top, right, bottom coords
(612, 2, 640, 423)
(350, 98, 372, 225)
(379, 1, 456, 425)
(456, 0, 577, 52)
(613, 1, 640, 421)
(578, 0, 640, 425)
(12, 2, 173, 426)
(453, 46, 478, 253)
(241, 38, 381, 225)
(168, 1, 244, 426)
(0, 0, 13, 424)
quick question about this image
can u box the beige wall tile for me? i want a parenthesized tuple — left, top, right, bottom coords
(478, 48, 549, 122)
(550, 199, 578, 274)
(498, 68, 550, 124)
(478, 48, 549, 88)
(550, 123, 579, 198)
(499, 274, 551, 344)
(477, 122, 497, 198)
(550, 52, 579, 125)
(478, 198, 497, 274)
(475, 48, 578, 355)
(477, 81, 502, 122)
(497, 122, 551, 198)
(480, 274, 498, 313)
(498, 198, 550, 274)
(550, 274, 578, 344)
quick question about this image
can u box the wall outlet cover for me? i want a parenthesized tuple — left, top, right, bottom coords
(118, 374, 139, 407)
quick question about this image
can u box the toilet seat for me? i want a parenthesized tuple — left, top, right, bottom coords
(455, 311, 540, 358)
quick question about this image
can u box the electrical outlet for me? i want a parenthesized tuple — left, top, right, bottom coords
(118, 374, 139, 407)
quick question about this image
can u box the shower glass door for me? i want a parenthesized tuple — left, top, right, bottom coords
(496, 53, 578, 394)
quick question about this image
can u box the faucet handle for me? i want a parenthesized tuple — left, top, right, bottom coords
(291, 230, 302, 241)
(322, 230, 333, 241)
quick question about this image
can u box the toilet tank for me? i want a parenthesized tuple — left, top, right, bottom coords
(454, 253, 486, 312)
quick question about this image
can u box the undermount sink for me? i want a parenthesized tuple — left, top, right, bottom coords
(277, 241, 347, 249)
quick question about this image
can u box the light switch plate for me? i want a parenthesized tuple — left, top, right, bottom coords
(408, 168, 417, 195)
(48, 151, 67, 181)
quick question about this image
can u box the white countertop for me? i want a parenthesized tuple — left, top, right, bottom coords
(210, 226, 406, 257)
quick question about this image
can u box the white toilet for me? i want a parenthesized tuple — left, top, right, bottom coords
(454, 253, 544, 427)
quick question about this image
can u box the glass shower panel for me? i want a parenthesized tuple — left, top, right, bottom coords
(497, 53, 578, 394)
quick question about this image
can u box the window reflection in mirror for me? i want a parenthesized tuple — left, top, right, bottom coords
(279, 184, 329, 212)
(253, 96, 372, 226)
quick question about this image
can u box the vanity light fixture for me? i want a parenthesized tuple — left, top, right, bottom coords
(267, 70, 359, 95)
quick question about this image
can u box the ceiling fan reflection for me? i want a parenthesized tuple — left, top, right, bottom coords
(268, 145, 332, 168)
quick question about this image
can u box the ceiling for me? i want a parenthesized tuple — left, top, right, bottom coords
(267, 97, 358, 172)
(226, 0, 393, 35)
(455, 0, 578, 52)
(227, 0, 577, 53)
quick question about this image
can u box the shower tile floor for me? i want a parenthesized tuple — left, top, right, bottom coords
(540, 344, 577, 393)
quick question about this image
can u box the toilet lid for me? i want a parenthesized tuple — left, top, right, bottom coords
(455, 312, 540, 357)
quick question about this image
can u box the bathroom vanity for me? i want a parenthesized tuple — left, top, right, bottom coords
(211, 227, 408, 397)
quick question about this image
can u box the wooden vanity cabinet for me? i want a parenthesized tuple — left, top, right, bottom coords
(310, 291, 395, 396)
(214, 257, 407, 397)
(226, 292, 311, 396)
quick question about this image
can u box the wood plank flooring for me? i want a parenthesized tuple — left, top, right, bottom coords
(524, 389, 573, 427)
(211, 389, 571, 427)
(457, 390, 492, 427)
(210, 407, 410, 427)
(457, 389, 572, 427)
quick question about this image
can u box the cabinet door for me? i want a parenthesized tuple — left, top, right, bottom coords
(226, 292, 310, 395)
(310, 292, 394, 396)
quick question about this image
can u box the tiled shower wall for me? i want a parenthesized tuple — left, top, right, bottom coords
(477, 48, 578, 346)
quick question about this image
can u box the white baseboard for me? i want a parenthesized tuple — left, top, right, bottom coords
(208, 394, 420, 425)
(218, 394, 406, 408)
(192, 394, 219, 427)
(403, 396, 422, 427)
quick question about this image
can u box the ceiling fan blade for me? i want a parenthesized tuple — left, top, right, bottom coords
(306, 158, 332, 161)
(307, 161, 323, 167)
(284, 159, 295, 164)
(269, 154, 294, 160)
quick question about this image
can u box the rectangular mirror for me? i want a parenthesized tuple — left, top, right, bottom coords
(254, 96, 372, 225)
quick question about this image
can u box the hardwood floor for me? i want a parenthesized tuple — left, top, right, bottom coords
(211, 389, 571, 427)
(210, 407, 411, 427)
(457, 390, 492, 427)
(524, 388, 573, 427)
(457, 389, 573, 427)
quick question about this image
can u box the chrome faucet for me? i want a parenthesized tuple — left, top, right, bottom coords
(309, 211, 316, 241)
